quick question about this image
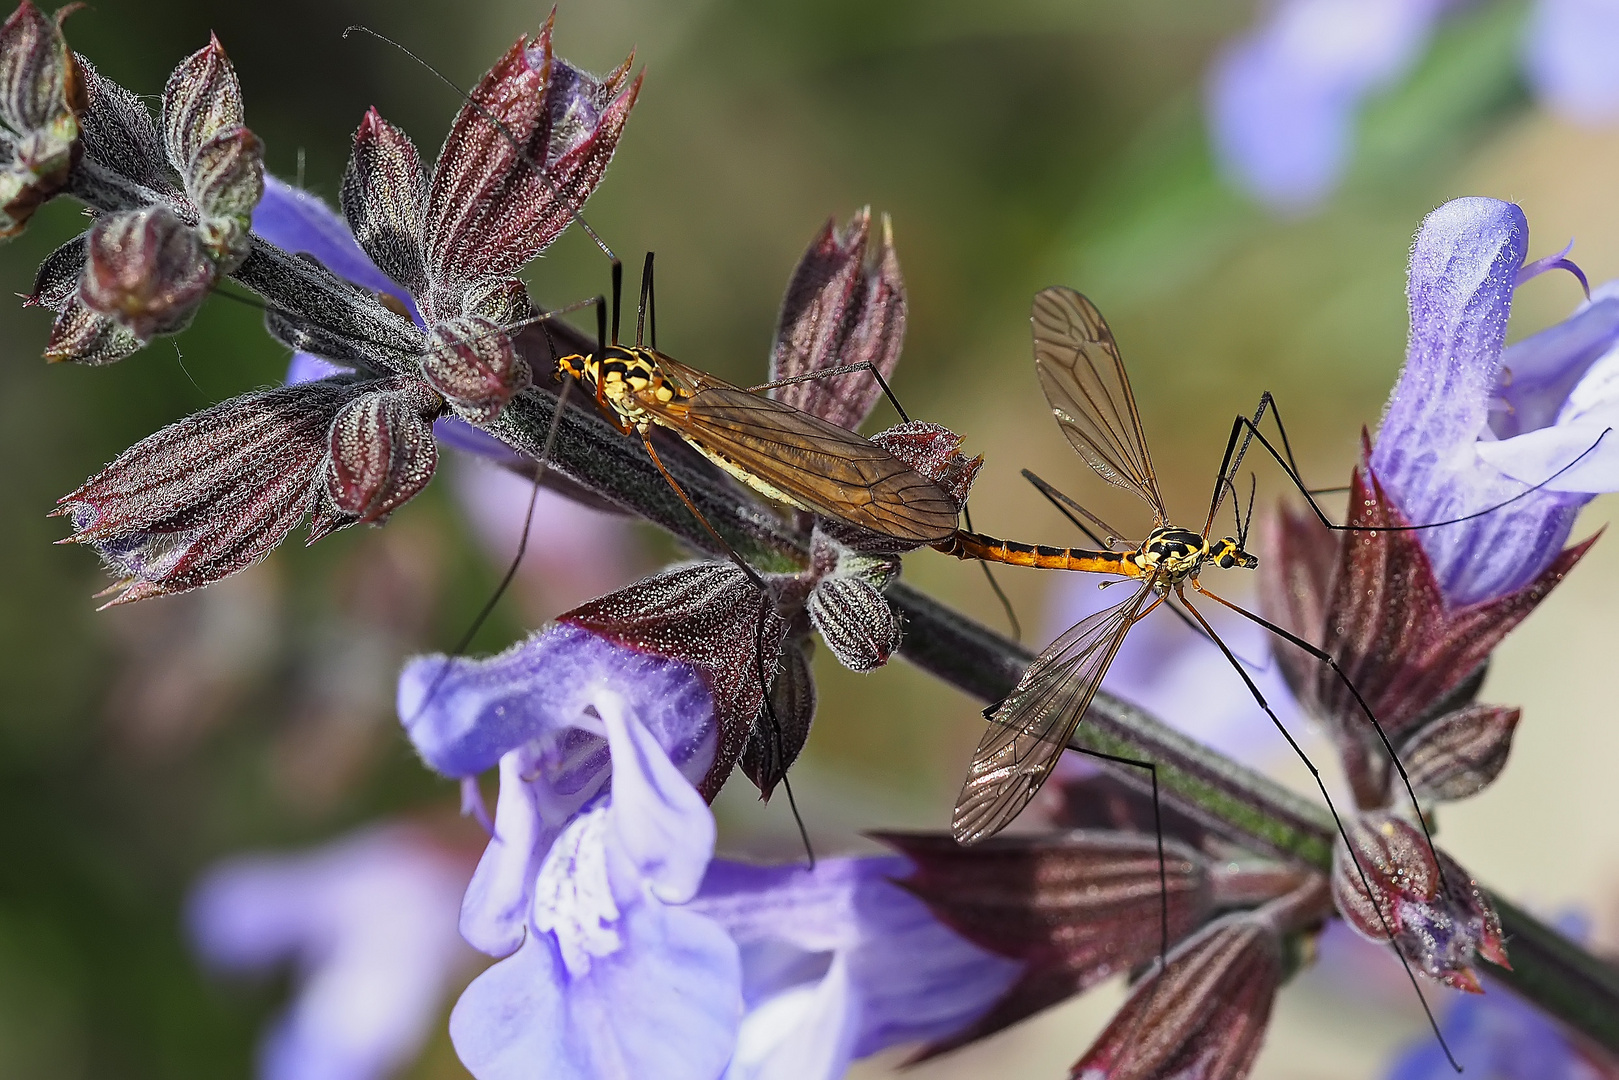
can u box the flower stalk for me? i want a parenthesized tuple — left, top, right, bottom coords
(495, 313, 1619, 1055)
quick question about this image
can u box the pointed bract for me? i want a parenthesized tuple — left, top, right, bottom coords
(885, 830, 1215, 1060)
(424, 19, 640, 297)
(1069, 910, 1285, 1080)
(769, 208, 907, 431)
(341, 108, 429, 301)
(161, 33, 242, 177)
(562, 562, 790, 800)
(1401, 703, 1520, 802)
(57, 380, 361, 604)
(186, 123, 261, 268)
(740, 636, 815, 798)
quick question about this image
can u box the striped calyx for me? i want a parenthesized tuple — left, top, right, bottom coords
(323, 376, 444, 524)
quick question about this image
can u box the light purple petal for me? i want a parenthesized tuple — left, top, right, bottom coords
(600, 690, 715, 906)
(696, 857, 1019, 1071)
(188, 827, 471, 1080)
(460, 746, 564, 958)
(287, 352, 351, 386)
(1206, 0, 1447, 211)
(254, 176, 417, 314)
(1371, 197, 1589, 605)
(1524, 0, 1619, 126)
(396, 623, 716, 779)
(1491, 283, 1619, 438)
(448, 904, 741, 1080)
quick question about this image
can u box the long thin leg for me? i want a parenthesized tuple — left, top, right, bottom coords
(1189, 580, 1451, 897)
(1066, 744, 1170, 976)
(1212, 393, 1611, 535)
(752, 613, 814, 868)
(963, 505, 1021, 641)
(745, 361, 912, 423)
(639, 429, 773, 593)
(1176, 588, 1460, 1072)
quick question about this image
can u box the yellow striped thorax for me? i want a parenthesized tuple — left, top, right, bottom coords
(556, 345, 687, 430)
(1132, 526, 1257, 584)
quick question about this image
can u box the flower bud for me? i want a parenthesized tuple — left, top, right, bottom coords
(56, 381, 361, 605)
(161, 33, 242, 177)
(870, 420, 981, 507)
(460, 276, 531, 324)
(420, 316, 530, 423)
(1401, 703, 1520, 803)
(769, 207, 906, 431)
(1331, 811, 1506, 992)
(741, 637, 815, 798)
(0, 1, 84, 237)
(186, 123, 262, 269)
(807, 573, 901, 673)
(322, 376, 443, 524)
(80, 204, 215, 341)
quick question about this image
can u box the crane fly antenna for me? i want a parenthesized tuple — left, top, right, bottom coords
(637, 251, 655, 349)
(1174, 587, 1461, 1073)
(341, 23, 618, 262)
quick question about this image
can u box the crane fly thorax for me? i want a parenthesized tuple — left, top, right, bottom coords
(557, 346, 684, 431)
(1132, 525, 1211, 582)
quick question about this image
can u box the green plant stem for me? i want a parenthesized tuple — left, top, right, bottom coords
(494, 339, 1619, 1055)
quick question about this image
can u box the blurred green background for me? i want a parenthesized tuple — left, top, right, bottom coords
(2, 0, 1617, 1077)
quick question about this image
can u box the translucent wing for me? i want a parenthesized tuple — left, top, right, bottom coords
(952, 579, 1156, 844)
(645, 355, 960, 544)
(1032, 286, 1167, 523)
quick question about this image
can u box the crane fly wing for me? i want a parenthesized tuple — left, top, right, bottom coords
(1031, 287, 1167, 523)
(952, 580, 1155, 844)
(643, 357, 959, 544)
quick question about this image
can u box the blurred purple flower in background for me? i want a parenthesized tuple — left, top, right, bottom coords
(1209, 0, 1619, 212)
(1370, 197, 1619, 606)
(188, 826, 473, 1080)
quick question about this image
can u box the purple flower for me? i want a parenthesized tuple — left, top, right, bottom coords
(400, 623, 1018, 1077)
(187, 826, 473, 1080)
(1207, 0, 1449, 212)
(694, 858, 1020, 1079)
(446, 687, 740, 1080)
(1210, 0, 1619, 211)
(1370, 197, 1614, 606)
(1525, 0, 1619, 125)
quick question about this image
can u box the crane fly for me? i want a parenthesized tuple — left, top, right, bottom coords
(554, 256, 963, 552)
(933, 286, 1269, 844)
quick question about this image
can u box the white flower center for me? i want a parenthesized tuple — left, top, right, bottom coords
(531, 807, 621, 977)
